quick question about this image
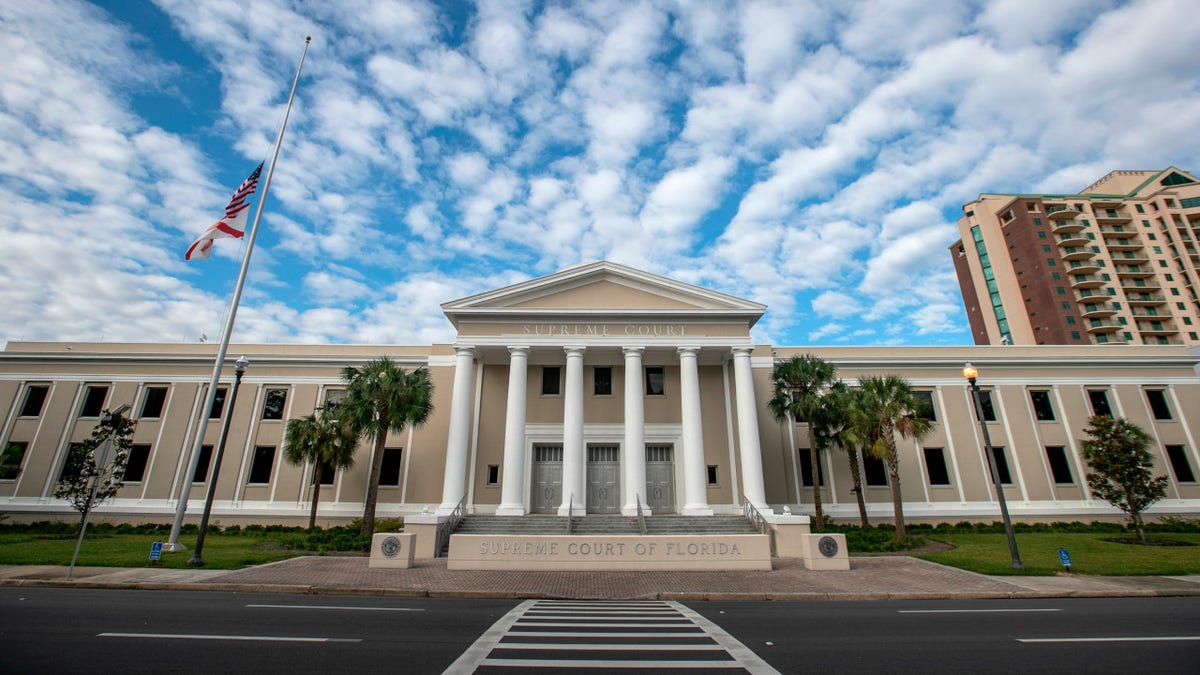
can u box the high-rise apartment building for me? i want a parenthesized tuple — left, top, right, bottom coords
(951, 168, 1200, 346)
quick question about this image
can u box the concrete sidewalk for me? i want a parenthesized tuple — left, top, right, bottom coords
(3, 556, 1200, 601)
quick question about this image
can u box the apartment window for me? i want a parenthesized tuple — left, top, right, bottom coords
(1047, 259, 1057, 267)
(863, 455, 888, 486)
(706, 465, 719, 487)
(541, 366, 561, 396)
(1037, 229, 1046, 238)
(913, 390, 936, 421)
(1071, 331, 1081, 340)
(140, 387, 167, 418)
(209, 388, 228, 419)
(379, 448, 403, 486)
(593, 367, 612, 396)
(1087, 389, 1113, 417)
(1045, 446, 1073, 484)
(1056, 287, 1065, 295)
(1042, 245, 1051, 253)
(1164, 445, 1196, 483)
(262, 388, 288, 420)
(798, 449, 825, 487)
(1145, 389, 1172, 420)
(20, 386, 49, 417)
(1051, 272, 1060, 281)
(976, 390, 997, 422)
(486, 464, 500, 486)
(645, 366, 665, 396)
(0, 441, 27, 480)
(923, 447, 951, 486)
(123, 444, 151, 482)
(1066, 316, 1075, 325)
(247, 446, 276, 484)
(192, 445, 213, 482)
(989, 446, 1013, 484)
(80, 386, 108, 417)
(1136, 204, 1145, 214)
(1029, 390, 1055, 421)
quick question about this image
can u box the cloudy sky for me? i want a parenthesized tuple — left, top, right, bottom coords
(2, 0, 1199, 350)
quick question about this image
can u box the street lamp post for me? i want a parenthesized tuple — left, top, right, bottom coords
(963, 362, 1024, 570)
(188, 356, 249, 567)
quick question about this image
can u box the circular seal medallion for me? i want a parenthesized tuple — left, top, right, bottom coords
(381, 536, 402, 558)
(818, 535, 839, 558)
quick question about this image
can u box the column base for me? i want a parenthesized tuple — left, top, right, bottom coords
(494, 504, 527, 516)
(680, 504, 714, 516)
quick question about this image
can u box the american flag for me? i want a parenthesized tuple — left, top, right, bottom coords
(185, 162, 264, 261)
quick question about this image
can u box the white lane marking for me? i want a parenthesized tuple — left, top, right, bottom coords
(512, 621, 696, 628)
(444, 599, 536, 675)
(899, 609, 1062, 613)
(475, 658, 746, 669)
(98, 632, 360, 643)
(506, 631, 712, 638)
(671, 601, 779, 675)
(492, 643, 726, 651)
(1018, 636, 1200, 643)
(246, 604, 425, 612)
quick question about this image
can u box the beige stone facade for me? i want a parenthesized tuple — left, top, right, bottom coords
(951, 167, 1200, 347)
(2, 262, 1199, 525)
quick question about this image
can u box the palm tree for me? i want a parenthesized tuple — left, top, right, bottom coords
(768, 355, 839, 530)
(284, 403, 358, 530)
(828, 384, 871, 527)
(339, 357, 434, 537)
(843, 375, 932, 543)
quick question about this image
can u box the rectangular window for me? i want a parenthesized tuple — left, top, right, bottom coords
(318, 463, 335, 485)
(1045, 446, 1073, 484)
(1030, 390, 1055, 421)
(645, 366, 665, 396)
(1145, 389, 1172, 420)
(209, 388, 228, 419)
(324, 388, 347, 408)
(593, 367, 612, 396)
(923, 447, 951, 486)
(59, 443, 87, 482)
(123, 444, 151, 482)
(19, 386, 49, 417)
(379, 447, 403, 486)
(1164, 445, 1196, 483)
(486, 464, 500, 486)
(0, 441, 28, 480)
(863, 455, 888, 486)
(977, 390, 997, 422)
(706, 465, 719, 487)
(798, 448, 825, 487)
(140, 387, 167, 418)
(192, 445, 213, 482)
(1087, 390, 1113, 417)
(541, 366, 561, 396)
(989, 447, 1013, 484)
(247, 446, 276, 484)
(262, 388, 288, 420)
(913, 390, 937, 421)
(80, 385, 108, 417)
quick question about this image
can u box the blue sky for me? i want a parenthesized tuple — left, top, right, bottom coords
(2, 0, 1199, 350)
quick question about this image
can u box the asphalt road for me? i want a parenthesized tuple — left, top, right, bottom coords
(1, 589, 1197, 674)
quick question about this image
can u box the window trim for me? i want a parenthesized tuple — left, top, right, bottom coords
(19, 385, 50, 418)
(540, 366, 562, 397)
(246, 445, 276, 485)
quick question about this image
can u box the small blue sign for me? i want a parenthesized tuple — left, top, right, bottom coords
(150, 541, 163, 561)
(1058, 547, 1072, 569)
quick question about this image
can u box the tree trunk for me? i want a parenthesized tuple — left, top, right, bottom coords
(884, 429, 906, 543)
(308, 462, 323, 531)
(846, 448, 869, 527)
(1132, 510, 1146, 543)
(360, 422, 388, 537)
(809, 445, 823, 531)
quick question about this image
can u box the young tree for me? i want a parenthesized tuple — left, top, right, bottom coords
(54, 411, 135, 531)
(340, 357, 434, 537)
(768, 355, 840, 529)
(1080, 415, 1168, 543)
(284, 403, 358, 530)
(830, 384, 871, 527)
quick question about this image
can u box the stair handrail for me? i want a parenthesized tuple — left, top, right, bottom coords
(434, 494, 467, 558)
(635, 493, 647, 535)
(566, 494, 574, 534)
(742, 494, 776, 556)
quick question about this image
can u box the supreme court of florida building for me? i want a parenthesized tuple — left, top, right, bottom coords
(2, 261, 1199, 527)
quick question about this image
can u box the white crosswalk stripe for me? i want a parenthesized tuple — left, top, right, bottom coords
(444, 599, 779, 673)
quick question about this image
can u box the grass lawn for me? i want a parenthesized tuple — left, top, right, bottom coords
(918, 532, 1200, 576)
(0, 532, 320, 569)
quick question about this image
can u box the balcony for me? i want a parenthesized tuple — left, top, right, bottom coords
(1051, 219, 1087, 234)
(1131, 311, 1171, 320)
(1085, 319, 1123, 333)
(1065, 259, 1103, 274)
(1090, 197, 1124, 208)
(1121, 279, 1162, 291)
(1061, 246, 1096, 261)
(1126, 293, 1167, 305)
(1138, 324, 1180, 337)
(1098, 226, 1138, 239)
(1075, 291, 1111, 304)
(1047, 204, 1083, 220)
(1071, 274, 1107, 289)
(1115, 265, 1155, 278)
(1113, 253, 1150, 265)
(1080, 302, 1119, 318)
(1055, 232, 1091, 247)
(1104, 239, 1144, 252)
(1095, 209, 1133, 224)
(1175, 249, 1200, 264)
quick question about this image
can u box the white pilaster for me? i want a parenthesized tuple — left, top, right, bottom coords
(496, 346, 529, 515)
(438, 346, 475, 514)
(622, 346, 648, 515)
(558, 346, 586, 516)
(678, 347, 713, 515)
(732, 347, 770, 513)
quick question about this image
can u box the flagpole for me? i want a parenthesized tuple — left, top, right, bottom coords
(165, 36, 312, 552)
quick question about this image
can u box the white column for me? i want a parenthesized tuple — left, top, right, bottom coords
(622, 346, 647, 515)
(438, 346, 475, 514)
(732, 346, 770, 513)
(678, 347, 713, 515)
(559, 346, 586, 516)
(496, 346, 529, 516)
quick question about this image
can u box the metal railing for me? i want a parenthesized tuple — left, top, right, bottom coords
(566, 494, 574, 534)
(742, 495, 776, 556)
(434, 494, 467, 558)
(635, 493, 647, 535)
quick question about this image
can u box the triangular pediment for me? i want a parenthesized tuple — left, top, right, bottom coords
(442, 261, 765, 328)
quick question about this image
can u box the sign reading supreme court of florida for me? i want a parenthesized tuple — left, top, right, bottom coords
(446, 534, 772, 571)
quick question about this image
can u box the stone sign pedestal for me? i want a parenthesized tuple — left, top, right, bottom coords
(401, 514, 442, 559)
(799, 533, 850, 570)
(369, 532, 416, 568)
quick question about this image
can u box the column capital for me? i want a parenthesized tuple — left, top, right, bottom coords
(507, 346, 530, 356)
(622, 346, 646, 356)
(731, 345, 755, 357)
(454, 345, 475, 358)
(563, 345, 586, 357)
(677, 346, 701, 358)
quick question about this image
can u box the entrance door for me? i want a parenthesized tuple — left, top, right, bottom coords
(645, 444, 675, 513)
(586, 444, 620, 513)
(531, 444, 563, 514)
